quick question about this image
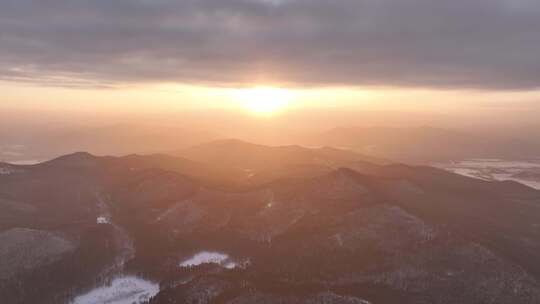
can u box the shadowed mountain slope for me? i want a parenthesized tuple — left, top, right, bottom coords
(1, 150, 540, 303)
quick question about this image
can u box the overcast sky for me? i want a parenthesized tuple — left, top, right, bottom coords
(1, 0, 540, 90)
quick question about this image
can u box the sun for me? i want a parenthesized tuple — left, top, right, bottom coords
(231, 87, 294, 115)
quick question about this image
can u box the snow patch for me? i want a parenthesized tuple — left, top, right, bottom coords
(71, 276, 159, 304)
(179, 251, 246, 269)
(97, 216, 110, 225)
(435, 159, 540, 190)
(0, 167, 15, 175)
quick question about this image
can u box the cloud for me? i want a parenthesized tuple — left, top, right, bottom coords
(1, 0, 540, 89)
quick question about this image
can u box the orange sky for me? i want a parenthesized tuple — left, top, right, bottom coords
(3, 80, 540, 119)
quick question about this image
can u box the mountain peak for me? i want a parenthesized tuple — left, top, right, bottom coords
(42, 152, 100, 168)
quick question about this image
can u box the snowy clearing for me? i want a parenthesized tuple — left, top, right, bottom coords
(179, 251, 239, 269)
(435, 159, 540, 190)
(71, 276, 159, 304)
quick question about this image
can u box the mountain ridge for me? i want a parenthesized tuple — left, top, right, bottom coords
(2, 147, 540, 303)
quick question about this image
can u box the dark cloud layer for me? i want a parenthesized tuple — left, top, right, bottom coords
(1, 0, 540, 89)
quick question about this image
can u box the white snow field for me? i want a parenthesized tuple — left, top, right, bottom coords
(179, 251, 238, 269)
(71, 276, 159, 304)
(435, 159, 540, 190)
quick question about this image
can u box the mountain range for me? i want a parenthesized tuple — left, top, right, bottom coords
(1, 140, 540, 303)
(4, 123, 540, 165)
(309, 126, 540, 162)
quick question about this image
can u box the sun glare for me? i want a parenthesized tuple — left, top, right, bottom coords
(231, 87, 294, 115)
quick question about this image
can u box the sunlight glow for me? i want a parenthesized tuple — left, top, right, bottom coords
(231, 87, 294, 114)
